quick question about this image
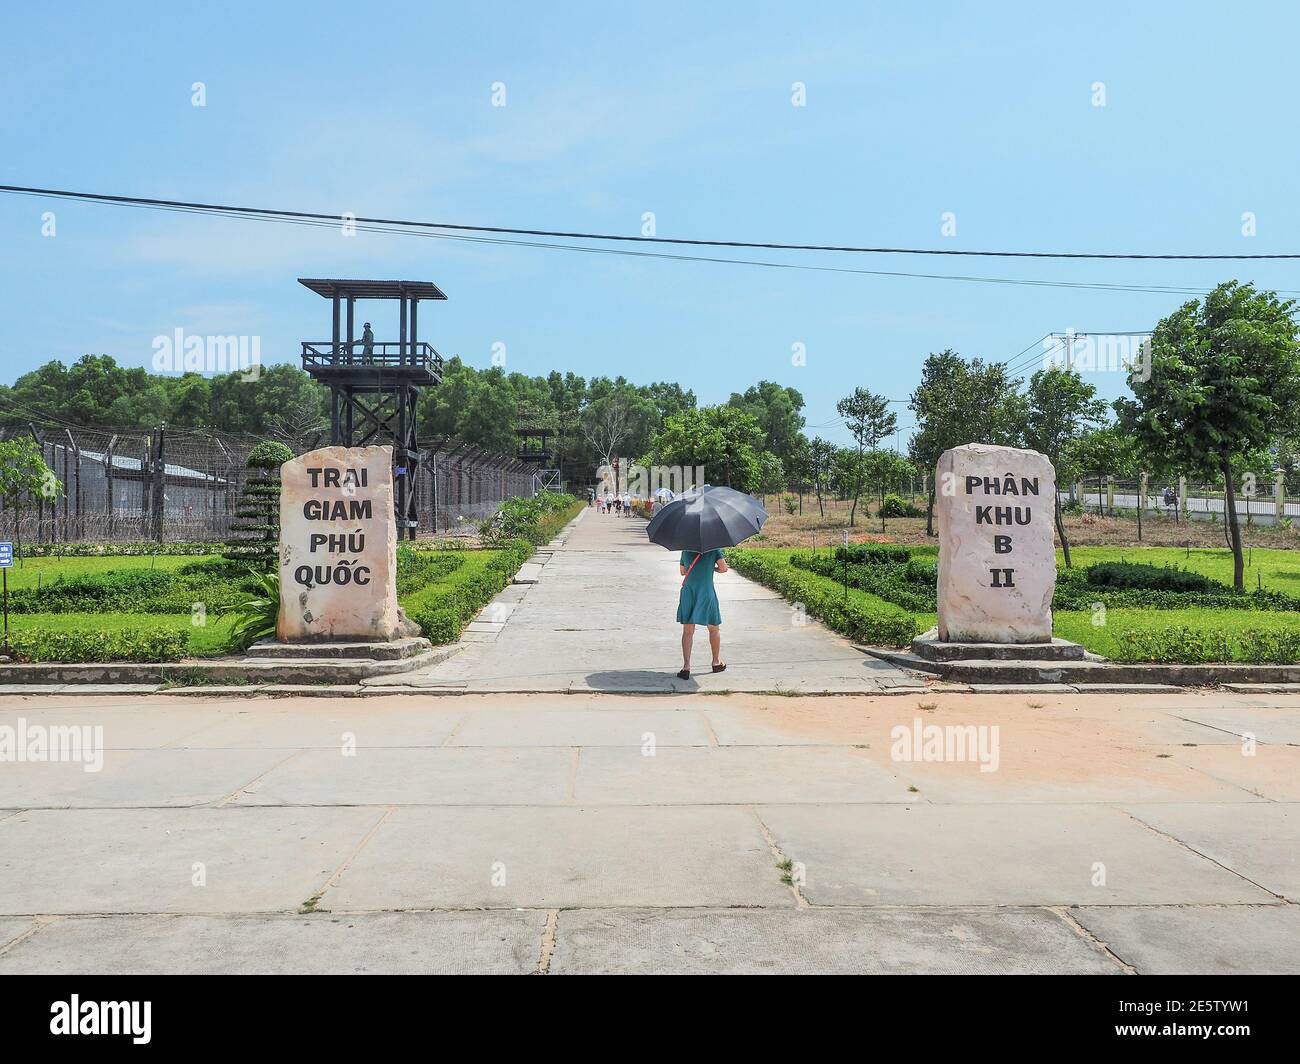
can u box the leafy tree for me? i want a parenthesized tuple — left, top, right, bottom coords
(836, 388, 897, 526)
(1070, 422, 1138, 517)
(909, 351, 1025, 535)
(643, 405, 766, 491)
(728, 381, 805, 467)
(805, 436, 838, 516)
(1116, 281, 1300, 590)
(1019, 367, 1107, 567)
(0, 435, 62, 562)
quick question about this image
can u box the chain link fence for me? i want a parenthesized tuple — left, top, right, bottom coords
(0, 424, 543, 546)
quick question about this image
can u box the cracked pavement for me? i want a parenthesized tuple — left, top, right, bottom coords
(0, 685, 1297, 973)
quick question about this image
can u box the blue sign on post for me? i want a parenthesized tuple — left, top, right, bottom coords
(0, 542, 12, 569)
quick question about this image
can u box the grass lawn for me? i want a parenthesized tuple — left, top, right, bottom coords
(1060, 545, 1300, 593)
(7, 547, 510, 658)
(1054, 608, 1300, 659)
(732, 544, 1300, 662)
(3, 553, 218, 590)
(9, 611, 238, 657)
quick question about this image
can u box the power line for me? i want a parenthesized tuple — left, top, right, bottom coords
(11, 190, 1242, 297)
(2, 187, 1239, 296)
(5, 182, 1300, 261)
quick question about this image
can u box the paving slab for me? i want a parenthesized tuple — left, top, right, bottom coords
(512, 563, 545, 584)
(549, 906, 1120, 975)
(0, 748, 295, 808)
(1070, 904, 1300, 974)
(1122, 803, 1300, 900)
(0, 911, 545, 975)
(325, 805, 793, 909)
(400, 508, 920, 694)
(233, 747, 574, 806)
(574, 746, 913, 805)
(0, 918, 37, 951)
(1169, 745, 1300, 801)
(447, 706, 712, 747)
(156, 703, 467, 749)
(0, 807, 383, 915)
(1166, 705, 1300, 745)
(0, 702, 244, 749)
(968, 684, 1077, 694)
(758, 803, 1274, 906)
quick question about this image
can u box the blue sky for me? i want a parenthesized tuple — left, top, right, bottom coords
(3, 0, 1299, 448)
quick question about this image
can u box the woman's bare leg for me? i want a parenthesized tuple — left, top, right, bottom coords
(681, 624, 695, 670)
(708, 624, 722, 666)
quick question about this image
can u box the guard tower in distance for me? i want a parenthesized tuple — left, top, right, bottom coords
(298, 278, 446, 539)
(515, 411, 560, 492)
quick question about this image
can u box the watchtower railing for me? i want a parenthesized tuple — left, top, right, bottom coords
(301, 340, 443, 370)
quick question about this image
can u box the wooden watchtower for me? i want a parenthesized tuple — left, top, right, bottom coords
(298, 278, 446, 539)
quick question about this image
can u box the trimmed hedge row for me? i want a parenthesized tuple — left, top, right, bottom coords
(1054, 568, 1298, 612)
(794, 551, 937, 612)
(404, 498, 583, 644)
(9, 564, 257, 615)
(1113, 625, 1300, 665)
(16, 543, 214, 558)
(403, 540, 535, 643)
(10, 627, 189, 663)
(1086, 561, 1214, 593)
(726, 549, 920, 648)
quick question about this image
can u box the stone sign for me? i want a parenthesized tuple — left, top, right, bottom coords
(278, 445, 409, 642)
(935, 443, 1056, 644)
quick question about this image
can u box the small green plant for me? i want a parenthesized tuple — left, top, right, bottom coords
(221, 568, 281, 650)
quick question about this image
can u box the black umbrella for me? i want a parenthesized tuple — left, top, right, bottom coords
(645, 485, 768, 552)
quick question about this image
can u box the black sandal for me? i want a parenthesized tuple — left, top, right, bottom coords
(712, 663, 727, 673)
(677, 668, 691, 680)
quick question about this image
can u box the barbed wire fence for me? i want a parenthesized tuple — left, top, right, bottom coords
(0, 423, 542, 546)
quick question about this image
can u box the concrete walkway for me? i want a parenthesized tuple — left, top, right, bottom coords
(0, 687, 1297, 973)
(390, 506, 926, 694)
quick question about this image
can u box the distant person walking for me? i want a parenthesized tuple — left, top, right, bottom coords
(676, 549, 728, 679)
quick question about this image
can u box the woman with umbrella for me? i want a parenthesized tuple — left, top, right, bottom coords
(645, 485, 768, 680)
(676, 546, 729, 678)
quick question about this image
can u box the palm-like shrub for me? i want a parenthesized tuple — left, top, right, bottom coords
(221, 568, 281, 649)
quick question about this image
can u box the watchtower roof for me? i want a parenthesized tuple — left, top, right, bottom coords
(298, 278, 449, 301)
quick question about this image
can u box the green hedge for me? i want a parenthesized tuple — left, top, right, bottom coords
(395, 546, 465, 596)
(726, 549, 920, 648)
(794, 551, 937, 612)
(1053, 567, 1298, 612)
(403, 539, 535, 643)
(1112, 625, 1300, 664)
(1086, 561, 1215, 593)
(16, 542, 214, 558)
(479, 492, 581, 546)
(10, 627, 189, 663)
(9, 564, 259, 615)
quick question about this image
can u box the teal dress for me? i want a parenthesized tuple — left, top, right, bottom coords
(677, 549, 723, 625)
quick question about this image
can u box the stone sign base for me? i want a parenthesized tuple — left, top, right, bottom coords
(247, 635, 431, 662)
(911, 627, 1085, 663)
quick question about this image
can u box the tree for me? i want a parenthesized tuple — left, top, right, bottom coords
(224, 440, 294, 570)
(0, 435, 62, 562)
(1070, 423, 1137, 517)
(836, 388, 897, 526)
(1117, 281, 1300, 590)
(728, 382, 805, 467)
(643, 406, 766, 491)
(806, 437, 837, 516)
(1019, 367, 1107, 567)
(909, 351, 1025, 535)
(580, 388, 655, 490)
